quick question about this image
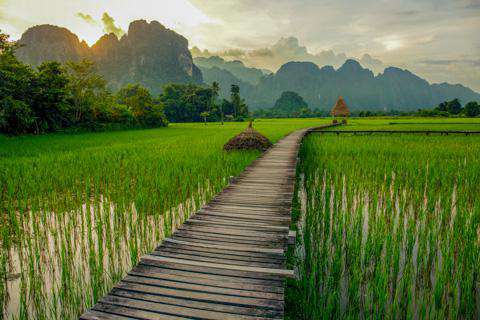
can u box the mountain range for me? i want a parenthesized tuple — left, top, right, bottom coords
(15, 21, 480, 111)
(16, 20, 202, 94)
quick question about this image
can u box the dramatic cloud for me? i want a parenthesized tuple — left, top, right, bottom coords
(76, 12, 97, 26)
(192, 36, 377, 73)
(101, 12, 124, 38)
(1, 0, 479, 90)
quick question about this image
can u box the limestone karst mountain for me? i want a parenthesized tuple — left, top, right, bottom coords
(15, 23, 480, 110)
(16, 20, 202, 94)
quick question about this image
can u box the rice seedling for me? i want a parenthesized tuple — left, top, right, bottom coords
(289, 131, 480, 319)
(0, 119, 329, 319)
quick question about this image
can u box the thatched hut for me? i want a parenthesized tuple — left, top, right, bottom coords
(331, 96, 350, 117)
(224, 121, 272, 152)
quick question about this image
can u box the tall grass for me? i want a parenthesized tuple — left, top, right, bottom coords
(291, 133, 480, 318)
(0, 119, 329, 319)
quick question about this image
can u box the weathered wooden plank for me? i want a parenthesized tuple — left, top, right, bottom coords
(93, 303, 189, 320)
(137, 262, 284, 285)
(80, 310, 136, 320)
(109, 289, 283, 318)
(122, 274, 284, 300)
(113, 282, 284, 310)
(163, 238, 284, 254)
(141, 255, 295, 278)
(101, 295, 276, 320)
(150, 251, 283, 269)
(129, 265, 284, 293)
(186, 218, 290, 232)
(171, 233, 283, 249)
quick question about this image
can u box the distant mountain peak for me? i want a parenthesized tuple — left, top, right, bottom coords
(339, 59, 363, 71)
(16, 21, 201, 93)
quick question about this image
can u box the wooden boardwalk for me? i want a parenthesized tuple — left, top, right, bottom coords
(80, 127, 325, 320)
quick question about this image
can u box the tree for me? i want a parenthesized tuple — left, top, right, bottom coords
(446, 98, 462, 115)
(117, 84, 167, 127)
(230, 84, 240, 118)
(0, 97, 34, 134)
(211, 81, 222, 124)
(200, 111, 210, 125)
(229, 84, 248, 119)
(31, 61, 70, 133)
(65, 59, 108, 125)
(161, 83, 213, 123)
(464, 101, 480, 117)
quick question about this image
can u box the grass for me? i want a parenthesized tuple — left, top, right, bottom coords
(2, 117, 479, 319)
(0, 118, 329, 319)
(287, 119, 480, 319)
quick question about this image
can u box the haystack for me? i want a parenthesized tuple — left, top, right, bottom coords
(224, 121, 272, 152)
(331, 96, 350, 117)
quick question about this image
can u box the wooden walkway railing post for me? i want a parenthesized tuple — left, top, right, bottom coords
(80, 124, 336, 320)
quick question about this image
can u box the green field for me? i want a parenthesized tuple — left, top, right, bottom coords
(0, 118, 329, 319)
(288, 119, 480, 319)
(1, 117, 480, 319)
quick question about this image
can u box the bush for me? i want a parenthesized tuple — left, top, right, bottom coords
(0, 97, 34, 134)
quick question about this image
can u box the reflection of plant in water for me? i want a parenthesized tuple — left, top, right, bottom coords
(4, 190, 209, 319)
(291, 134, 480, 319)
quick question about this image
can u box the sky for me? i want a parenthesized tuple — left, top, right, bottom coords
(1, 0, 479, 91)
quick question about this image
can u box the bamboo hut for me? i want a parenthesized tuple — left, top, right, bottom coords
(331, 96, 350, 117)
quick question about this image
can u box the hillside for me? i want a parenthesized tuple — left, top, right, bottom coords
(194, 56, 267, 85)
(16, 20, 202, 94)
(239, 60, 480, 110)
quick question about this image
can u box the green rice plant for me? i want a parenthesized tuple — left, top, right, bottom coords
(0, 119, 329, 319)
(290, 132, 480, 319)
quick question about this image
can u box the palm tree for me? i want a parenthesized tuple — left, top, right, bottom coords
(211, 82, 221, 124)
(230, 84, 240, 119)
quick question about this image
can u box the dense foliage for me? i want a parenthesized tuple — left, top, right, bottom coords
(0, 32, 168, 134)
(252, 98, 480, 119)
(162, 82, 249, 123)
(0, 31, 250, 135)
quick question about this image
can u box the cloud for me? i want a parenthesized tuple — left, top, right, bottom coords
(359, 54, 385, 73)
(101, 12, 124, 38)
(420, 59, 480, 66)
(76, 12, 98, 26)
(192, 36, 365, 72)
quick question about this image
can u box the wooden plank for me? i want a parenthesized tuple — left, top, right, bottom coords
(109, 289, 283, 318)
(137, 262, 284, 285)
(122, 274, 284, 300)
(93, 303, 189, 320)
(113, 282, 284, 310)
(150, 251, 283, 269)
(159, 243, 284, 261)
(141, 255, 295, 278)
(129, 265, 284, 293)
(163, 238, 284, 254)
(80, 310, 136, 320)
(288, 230, 296, 246)
(186, 218, 290, 232)
(101, 295, 275, 320)
(171, 233, 283, 249)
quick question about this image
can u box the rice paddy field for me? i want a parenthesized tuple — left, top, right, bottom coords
(288, 118, 480, 319)
(1, 117, 480, 319)
(0, 119, 328, 319)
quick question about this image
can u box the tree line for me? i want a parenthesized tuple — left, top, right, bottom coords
(0, 31, 249, 135)
(252, 90, 480, 119)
